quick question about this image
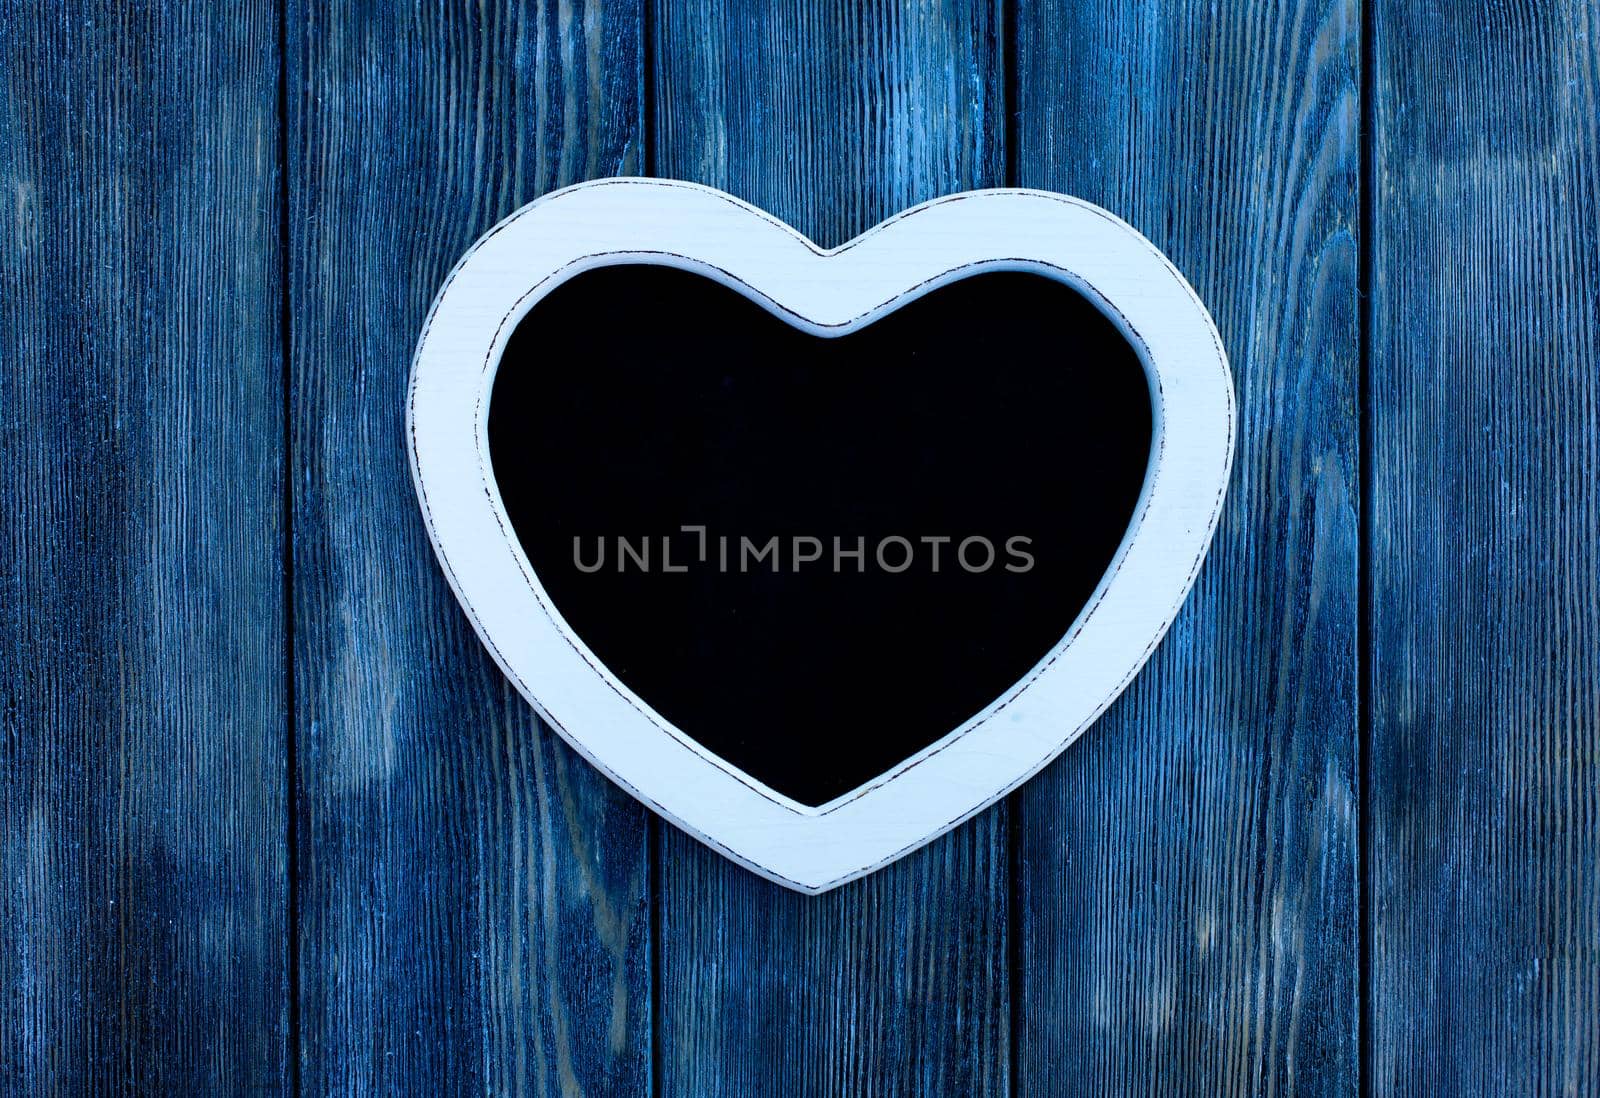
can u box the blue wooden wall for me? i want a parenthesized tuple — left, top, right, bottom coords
(1, 0, 1595, 1093)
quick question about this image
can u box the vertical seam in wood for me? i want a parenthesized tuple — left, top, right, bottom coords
(649, 817, 663, 1098)
(277, 0, 302, 1092)
(1001, 4, 1021, 1095)
(642, 3, 662, 1094)
(1006, 796, 1022, 1098)
(1002, 0, 1018, 190)
(642, 0, 657, 179)
(1357, 0, 1376, 1091)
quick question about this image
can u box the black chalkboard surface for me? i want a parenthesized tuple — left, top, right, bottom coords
(489, 265, 1151, 806)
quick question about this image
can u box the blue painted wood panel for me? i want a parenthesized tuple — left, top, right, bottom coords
(0, 2, 289, 1091)
(285, 2, 651, 1093)
(650, 3, 1012, 1094)
(1370, 0, 1600, 1090)
(1011, 0, 1362, 1091)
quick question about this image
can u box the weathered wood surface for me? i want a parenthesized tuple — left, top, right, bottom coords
(1011, 0, 1362, 1092)
(285, 2, 651, 1093)
(1369, 1, 1600, 1092)
(7, 0, 1600, 1093)
(651, 1, 1012, 1094)
(0, 2, 289, 1092)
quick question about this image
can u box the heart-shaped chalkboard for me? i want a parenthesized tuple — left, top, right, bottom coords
(489, 265, 1151, 807)
(409, 180, 1233, 891)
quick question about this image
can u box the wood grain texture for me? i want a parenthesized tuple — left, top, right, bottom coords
(0, 2, 288, 1092)
(285, 2, 650, 1092)
(1012, 0, 1361, 1092)
(10, 0, 1600, 1089)
(1370, 0, 1600, 1092)
(650, 1, 1011, 1093)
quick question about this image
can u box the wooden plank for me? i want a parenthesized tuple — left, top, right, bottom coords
(650, 2, 1010, 1094)
(285, 3, 651, 1092)
(0, 3, 289, 1092)
(1369, 2, 1600, 1091)
(1011, 0, 1362, 1091)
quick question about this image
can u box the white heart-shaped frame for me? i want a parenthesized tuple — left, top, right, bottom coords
(408, 178, 1234, 893)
